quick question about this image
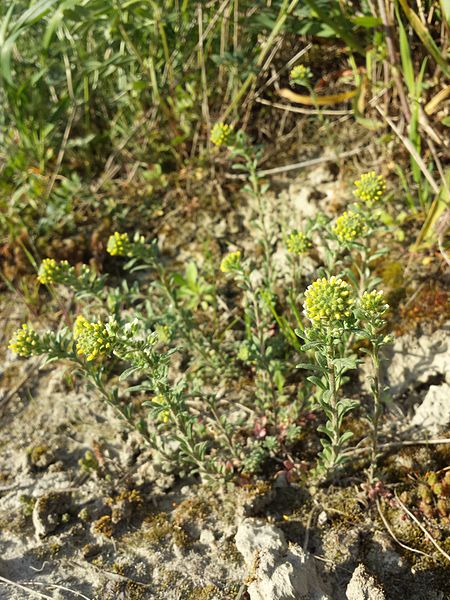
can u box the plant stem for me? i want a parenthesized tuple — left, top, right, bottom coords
(205, 396, 240, 460)
(368, 344, 382, 483)
(326, 340, 340, 471)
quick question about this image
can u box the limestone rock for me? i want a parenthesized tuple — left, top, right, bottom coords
(384, 323, 450, 397)
(235, 520, 287, 564)
(346, 564, 386, 600)
(410, 383, 450, 434)
(235, 520, 330, 600)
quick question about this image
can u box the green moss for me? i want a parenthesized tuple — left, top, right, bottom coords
(27, 444, 51, 467)
(19, 494, 36, 517)
(0, 511, 31, 534)
(97, 580, 147, 600)
(141, 512, 172, 545)
(380, 502, 450, 569)
(92, 514, 114, 538)
(81, 543, 101, 560)
(218, 540, 244, 566)
(121, 510, 193, 550)
(186, 584, 219, 600)
(320, 488, 364, 527)
(157, 570, 223, 600)
(173, 495, 214, 527)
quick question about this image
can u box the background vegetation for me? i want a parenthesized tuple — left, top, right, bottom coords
(1, 0, 449, 285)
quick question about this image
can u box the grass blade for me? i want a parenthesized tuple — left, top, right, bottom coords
(398, 0, 450, 77)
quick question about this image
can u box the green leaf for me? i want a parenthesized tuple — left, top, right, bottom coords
(185, 261, 198, 287)
(337, 398, 359, 421)
(307, 375, 326, 390)
(398, 0, 450, 77)
(395, 5, 414, 96)
(333, 357, 358, 372)
(119, 366, 141, 381)
(0, 0, 60, 84)
(350, 15, 382, 28)
(296, 362, 321, 371)
(320, 389, 333, 405)
(317, 423, 333, 438)
(43, 0, 77, 48)
(301, 341, 323, 351)
(339, 430, 354, 445)
(441, 0, 450, 26)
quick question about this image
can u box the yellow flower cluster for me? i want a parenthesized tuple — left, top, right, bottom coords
(287, 230, 312, 255)
(73, 315, 114, 361)
(37, 258, 74, 285)
(354, 172, 386, 206)
(106, 232, 132, 257)
(220, 250, 241, 273)
(210, 122, 234, 147)
(303, 276, 354, 326)
(360, 290, 389, 319)
(333, 211, 368, 243)
(152, 394, 170, 423)
(289, 64, 313, 84)
(8, 324, 41, 357)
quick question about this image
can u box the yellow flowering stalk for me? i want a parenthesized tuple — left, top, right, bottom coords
(358, 289, 391, 483)
(210, 122, 234, 147)
(354, 172, 386, 206)
(286, 231, 312, 255)
(106, 232, 149, 263)
(303, 276, 354, 327)
(37, 258, 104, 297)
(106, 232, 133, 257)
(360, 290, 389, 320)
(38, 258, 75, 285)
(8, 324, 41, 357)
(289, 64, 313, 86)
(298, 277, 360, 476)
(74, 315, 116, 361)
(333, 210, 368, 243)
(220, 250, 242, 274)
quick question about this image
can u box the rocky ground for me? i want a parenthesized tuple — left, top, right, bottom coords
(1, 165, 450, 600)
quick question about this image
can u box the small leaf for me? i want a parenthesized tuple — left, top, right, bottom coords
(339, 430, 354, 445)
(307, 375, 326, 390)
(333, 357, 358, 372)
(296, 362, 320, 371)
(119, 366, 141, 381)
(350, 15, 382, 28)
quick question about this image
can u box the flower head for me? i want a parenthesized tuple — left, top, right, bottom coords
(287, 231, 312, 255)
(74, 315, 116, 361)
(220, 250, 242, 273)
(210, 122, 234, 147)
(289, 64, 313, 85)
(333, 210, 368, 243)
(354, 172, 386, 206)
(360, 290, 389, 320)
(303, 276, 354, 326)
(107, 232, 132, 257)
(8, 324, 41, 357)
(38, 258, 75, 285)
